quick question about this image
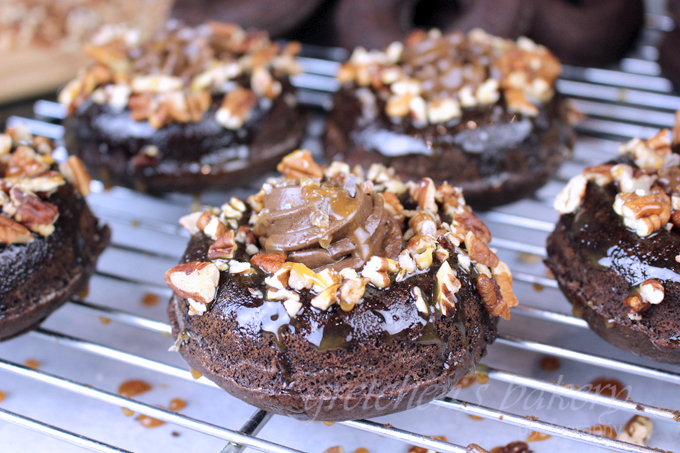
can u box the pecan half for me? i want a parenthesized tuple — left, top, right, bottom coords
(277, 150, 323, 179)
(453, 209, 491, 243)
(477, 274, 509, 319)
(0, 215, 34, 244)
(464, 231, 499, 268)
(616, 190, 671, 237)
(5, 188, 59, 237)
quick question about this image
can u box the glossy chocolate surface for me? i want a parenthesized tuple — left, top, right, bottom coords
(325, 87, 573, 209)
(64, 81, 305, 194)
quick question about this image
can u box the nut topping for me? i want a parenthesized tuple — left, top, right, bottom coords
(165, 262, 220, 307)
(616, 415, 653, 446)
(208, 230, 237, 260)
(0, 215, 34, 244)
(464, 231, 499, 268)
(5, 188, 59, 237)
(554, 174, 587, 214)
(435, 261, 461, 317)
(251, 253, 286, 274)
(639, 279, 664, 305)
(59, 156, 91, 196)
(277, 150, 323, 179)
(477, 273, 509, 319)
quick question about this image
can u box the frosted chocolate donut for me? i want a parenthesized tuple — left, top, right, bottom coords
(60, 21, 306, 194)
(165, 150, 518, 421)
(324, 29, 574, 209)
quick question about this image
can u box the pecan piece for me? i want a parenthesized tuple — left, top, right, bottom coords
(5, 188, 59, 237)
(215, 87, 257, 130)
(208, 230, 236, 260)
(59, 156, 91, 196)
(6, 145, 49, 178)
(435, 261, 461, 316)
(277, 150, 323, 179)
(164, 261, 220, 306)
(477, 274, 509, 319)
(411, 177, 438, 213)
(464, 231, 499, 268)
(452, 208, 491, 244)
(554, 175, 587, 214)
(0, 215, 34, 244)
(250, 253, 286, 274)
(616, 190, 671, 237)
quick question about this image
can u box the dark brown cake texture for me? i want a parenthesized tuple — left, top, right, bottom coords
(0, 126, 110, 341)
(59, 21, 306, 194)
(324, 29, 574, 210)
(165, 150, 518, 421)
(546, 125, 680, 364)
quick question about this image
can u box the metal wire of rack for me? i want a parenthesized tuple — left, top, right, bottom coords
(2, 9, 680, 453)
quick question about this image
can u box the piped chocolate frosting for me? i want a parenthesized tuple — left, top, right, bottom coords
(253, 178, 402, 271)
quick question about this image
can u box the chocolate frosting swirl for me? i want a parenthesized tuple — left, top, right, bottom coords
(253, 178, 403, 271)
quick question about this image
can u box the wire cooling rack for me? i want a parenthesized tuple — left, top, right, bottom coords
(2, 7, 680, 453)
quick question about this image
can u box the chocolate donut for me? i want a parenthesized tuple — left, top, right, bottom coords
(324, 29, 574, 209)
(0, 127, 110, 341)
(165, 151, 518, 420)
(546, 128, 680, 364)
(528, 0, 644, 67)
(171, 0, 324, 37)
(60, 21, 306, 194)
(334, 0, 534, 50)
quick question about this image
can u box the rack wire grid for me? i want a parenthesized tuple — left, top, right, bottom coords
(2, 6, 680, 453)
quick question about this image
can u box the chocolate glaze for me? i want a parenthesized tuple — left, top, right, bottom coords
(168, 231, 498, 421)
(64, 81, 305, 194)
(546, 179, 680, 364)
(0, 184, 110, 341)
(254, 178, 402, 271)
(324, 87, 573, 209)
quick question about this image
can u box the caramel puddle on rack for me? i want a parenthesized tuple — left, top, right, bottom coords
(118, 379, 152, 417)
(99, 316, 111, 325)
(469, 415, 484, 421)
(0, 390, 6, 402)
(588, 377, 628, 400)
(455, 370, 489, 389)
(407, 436, 447, 453)
(78, 286, 89, 300)
(141, 293, 159, 307)
(526, 431, 551, 442)
(138, 414, 166, 428)
(24, 359, 39, 370)
(585, 424, 617, 439)
(532, 283, 544, 292)
(169, 398, 186, 411)
(539, 355, 561, 371)
(190, 368, 202, 379)
(354, 448, 370, 453)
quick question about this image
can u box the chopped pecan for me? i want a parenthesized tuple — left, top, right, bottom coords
(477, 273, 509, 319)
(619, 129, 670, 171)
(0, 215, 34, 244)
(235, 225, 257, 245)
(381, 191, 404, 218)
(59, 156, 91, 196)
(186, 90, 211, 122)
(250, 253, 286, 274)
(129, 93, 154, 121)
(616, 415, 653, 447)
(464, 231, 499, 268)
(624, 294, 650, 320)
(492, 262, 518, 309)
(554, 175, 587, 214)
(452, 208, 491, 244)
(277, 150, 323, 179)
(164, 261, 220, 306)
(504, 88, 539, 116)
(409, 211, 437, 236)
(639, 279, 664, 305)
(436, 183, 465, 214)
(5, 188, 59, 237)
(435, 261, 461, 317)
(411, 178, 438, 213)
(615, 190, 671, 237)
(6, 146, 49, 178)
(338, 275, 369, 311)
(208, 230, 236, 260)
(406, 234, 436, 270)
(583, 164, 614, 186)
(361, 256, 398, 288)
(310, 283, 341, 311)
(215, 87, 257, 130)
